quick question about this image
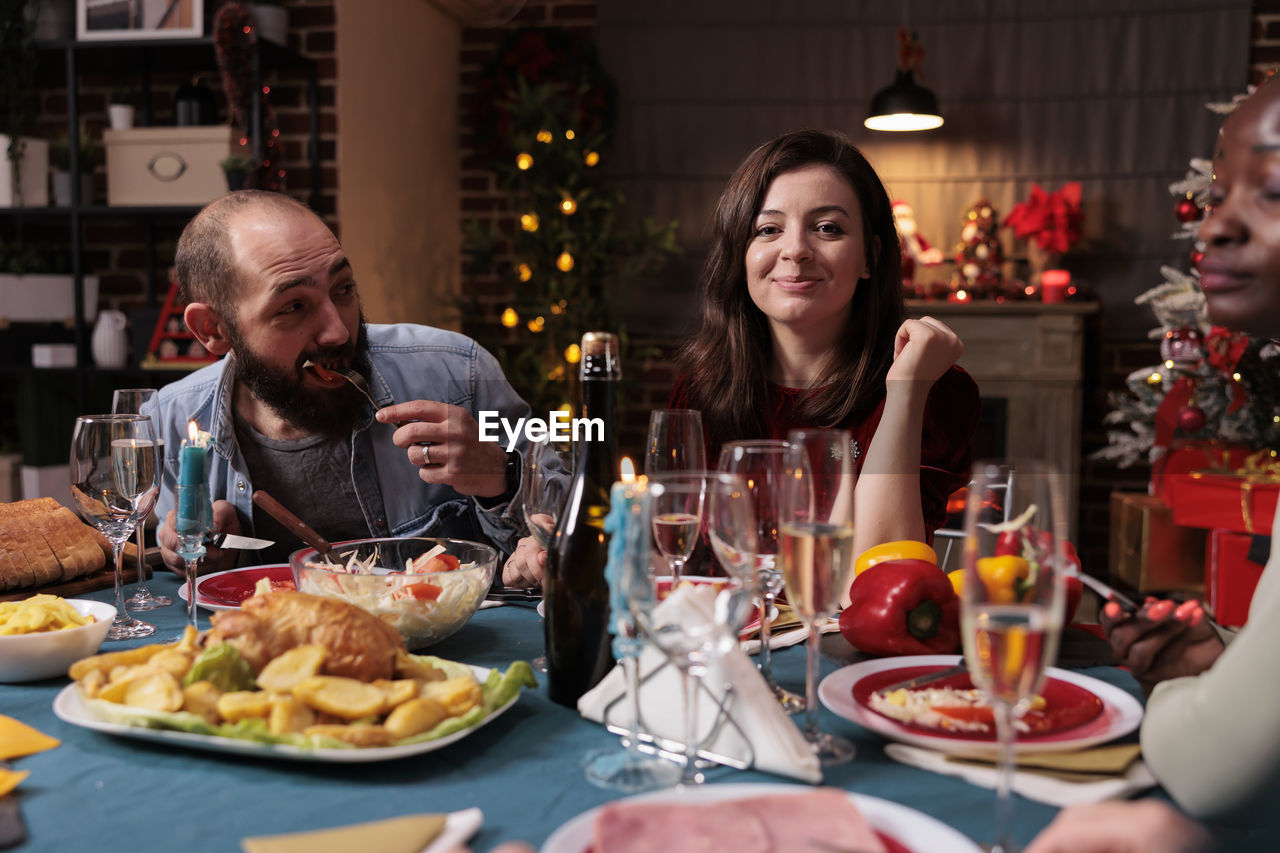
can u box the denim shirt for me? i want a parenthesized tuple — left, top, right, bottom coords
(143, 324, 532, 561)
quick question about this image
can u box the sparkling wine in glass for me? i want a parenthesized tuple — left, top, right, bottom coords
(70, 414, 160, 640)
(961, 459, 1066, 853)
(644, 409, 705, 580)
(717, 439, 804, 714)
(779, 429, 857, 765)
(112, 388, 172, 611)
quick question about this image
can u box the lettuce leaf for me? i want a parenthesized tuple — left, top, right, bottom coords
(182, 643, 255, 692)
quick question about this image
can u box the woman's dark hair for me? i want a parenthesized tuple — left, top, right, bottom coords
(674, 128, 905, 443)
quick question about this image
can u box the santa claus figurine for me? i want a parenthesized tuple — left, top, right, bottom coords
(892, 201, 942, 295)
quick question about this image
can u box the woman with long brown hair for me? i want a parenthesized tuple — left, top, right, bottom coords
(673, 129, 979, 557)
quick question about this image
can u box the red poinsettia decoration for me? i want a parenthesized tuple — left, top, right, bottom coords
(1003, 182, 1084, 254)
(1205, 326, 1250, 374)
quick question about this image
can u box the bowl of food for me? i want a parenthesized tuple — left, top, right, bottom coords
(0, 596, 116, 682)
(289, 537, 497, 650)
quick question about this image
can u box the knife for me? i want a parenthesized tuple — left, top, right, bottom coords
(203, 532, 274, 550)
(874, 664, 970, 697)
(0, 763, 27, 850)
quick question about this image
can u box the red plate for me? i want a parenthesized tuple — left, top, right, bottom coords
(197, 565, 296, 606)
(587, 835, 909, 853)
(852, 665, 1105, 741)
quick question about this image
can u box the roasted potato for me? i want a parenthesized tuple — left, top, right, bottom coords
(123, 671, 183, 712)
(421, 675, 482, 718)
(149, 649, 194, 680)
(373, 679, 419, 713)
(268, 695, 316, 735)
(291, 676, 386, 721)
(216, 690, 273, 722)
(383, 696, 447, 740)
(393, 650, 445, 682)
(304, 724, 394, 748)
(181, 680, 223, 725)
(255, 644, 327, 693)
(70, 644, 167, 682)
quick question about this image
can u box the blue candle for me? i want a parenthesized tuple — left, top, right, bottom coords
(176, 421, 209, 534)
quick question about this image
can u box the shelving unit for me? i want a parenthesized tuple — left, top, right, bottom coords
(0, 35, 319, 413)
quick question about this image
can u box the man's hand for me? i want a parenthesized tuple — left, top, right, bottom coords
(1100, 596, 1225, 694)
(1024, 800, 1211, 853)
(377, 401, 508, 497)
(157, 500, 243, 577)
(887, 316, 964, 386)
(503, 534, 546, 589)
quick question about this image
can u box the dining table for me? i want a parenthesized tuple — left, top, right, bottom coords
(2, 572, 1150, 852)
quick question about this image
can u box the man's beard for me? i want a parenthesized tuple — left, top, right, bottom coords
(227, 316, 372, 439)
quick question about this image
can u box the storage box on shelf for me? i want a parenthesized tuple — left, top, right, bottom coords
(0, 274, 99, 324)
(1205, 527, 1267, 627)
(0, 136, 50, 207)
(104, 126, 239, 206)
(1108, 491, 1206, 594)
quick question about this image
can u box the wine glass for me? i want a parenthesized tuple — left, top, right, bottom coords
(583, 475, 682, 792)
(779, 429, 857, 765)
(636, 471, 754, 785)
(522, 436, 575, 673)
(961, 459, 1066, 853)
(717, 440, 804, 714)
(645, 410, 706, 581)
(112, 388, 172, 611)
(69, 414, 161, 640)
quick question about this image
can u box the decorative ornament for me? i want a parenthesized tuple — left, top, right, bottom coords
(559, 195, 577, 215)
(1160, 326, 1204, 367)
(527, 316, 546, 333)
(501, 307, 519, 328)
(564, 343, 581, 364)
(1175, 196, 1200, 223)
(1177, 404, 1207, 432)
(565, 129, 576, 140)
(516, 152, 533, 170)
(556, 251, 575, 272)
(520, 212, 540, 232)
(1190, 248, 1204, 271)
(584, 151, 600, 166)
(536, 130, 553, 143)
(213, 2, 285, 191)
(517, 263, 533, 282)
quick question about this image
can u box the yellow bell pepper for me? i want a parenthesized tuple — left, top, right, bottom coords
(974, 555, 1029, 604)
(854, 540, 937, 576)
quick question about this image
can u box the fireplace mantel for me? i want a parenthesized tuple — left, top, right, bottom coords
(906, 299, 1099, 536)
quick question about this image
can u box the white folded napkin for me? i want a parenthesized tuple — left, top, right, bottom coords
(883, 744, 1158, 807)
(578, 584, 822, 783)
(423, 808, 483, 853)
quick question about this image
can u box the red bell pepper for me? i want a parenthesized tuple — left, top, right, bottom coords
(840, 559, 961, 656)
(996, 527, 1083, 623)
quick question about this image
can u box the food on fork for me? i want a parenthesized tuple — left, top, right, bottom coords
(593, 788, 889, 853)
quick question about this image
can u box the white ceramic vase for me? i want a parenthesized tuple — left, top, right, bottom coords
(91, 309, 129, 369)
(108, 104, 135, 130)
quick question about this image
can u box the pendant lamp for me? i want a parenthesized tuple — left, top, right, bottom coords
(865, 27, 943, 132)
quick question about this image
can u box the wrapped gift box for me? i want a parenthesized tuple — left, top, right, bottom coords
(1167, 469, 1278, 535)
(1109, 492, 1206, 593)
(1206, 527, 1266, 627)
(1151, 440, 1252, 506)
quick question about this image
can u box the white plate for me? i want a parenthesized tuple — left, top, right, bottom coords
(819, 654, 1143, 757)
(176, 564, 293, 612)
(53, 664, 518, 763)
(540, 782, 980, 853)
(0, 599, 116, 682)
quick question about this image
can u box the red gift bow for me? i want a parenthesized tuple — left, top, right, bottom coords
(1003, 182, 1084, 254)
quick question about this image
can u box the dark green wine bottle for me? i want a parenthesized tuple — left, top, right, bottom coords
(545, 331, 618, 706)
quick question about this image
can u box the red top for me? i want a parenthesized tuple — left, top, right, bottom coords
(672, 365, 980, 538)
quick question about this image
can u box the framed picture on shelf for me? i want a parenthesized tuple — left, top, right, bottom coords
(77, 0, 203, 42)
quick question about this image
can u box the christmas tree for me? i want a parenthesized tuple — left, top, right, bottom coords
(462, 27, 680, 415)
(1095, 87, 1280, 468)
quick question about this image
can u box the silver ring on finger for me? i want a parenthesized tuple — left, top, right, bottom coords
(423, 444, 432, 466)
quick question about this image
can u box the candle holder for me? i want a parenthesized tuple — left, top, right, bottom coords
(174, 483, 211, 631)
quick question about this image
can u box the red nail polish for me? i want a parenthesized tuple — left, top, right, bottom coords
(1148, 599, 1175, 620)
(1174, 599, 1199, 621)
(1104, 601, 1121, 619)
(1189, 609, 1204, 627)
(1145, 596, 1158, 605)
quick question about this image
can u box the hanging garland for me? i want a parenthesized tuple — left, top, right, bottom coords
(213, 1, 286, 191)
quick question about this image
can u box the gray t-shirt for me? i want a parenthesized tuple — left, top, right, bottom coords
(233, 412, 371, 564)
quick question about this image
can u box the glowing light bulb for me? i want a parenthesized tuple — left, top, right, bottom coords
(584, 151, 600, 167)
(564, 344, 581, 364)
(556, 251, 575, 272)
(560, 196, 577, 215)
(1164, 360, 1175, 369)
(528, 316, 546, 333)
(1148, 372, 1163, 385)
(500, 308, 519, 328)
(520, 213, 540, 232)
(565, 129, 575, 140)
(516, 152, 533, 170)
(517, 263, 533, 282)
(1233, 372, 1242, 382)
(536, 130, 553, 144)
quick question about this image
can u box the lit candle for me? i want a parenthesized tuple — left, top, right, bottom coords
(1041, 269, 1071, 304)
(177, 420, 210, 534)
(604, 457, 640, 619)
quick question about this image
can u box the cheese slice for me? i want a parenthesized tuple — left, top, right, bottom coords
(0, 715, 61, 761)
(0, 767, 29, 798)
(241, 813, 446, 853)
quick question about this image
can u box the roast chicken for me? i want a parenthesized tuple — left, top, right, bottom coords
(205, 591, 404, 681)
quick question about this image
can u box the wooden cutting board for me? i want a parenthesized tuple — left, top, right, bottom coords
(0, 549, 162, 602)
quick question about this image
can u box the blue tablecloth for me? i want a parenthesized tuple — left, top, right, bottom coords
(3, 574, 1146, 852)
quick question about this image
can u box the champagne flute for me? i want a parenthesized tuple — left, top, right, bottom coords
(779, 429, 857, 765)
(961, 459, 1066, 853)
(636, 471, 754, 785)
(522, 436, 575, 673)
(70, 414, 160, 640)
(717, 440, 804, 714)
(644, 409, 705, 581)
(112, 388, 172, 610)
(583, 472, 681, 792)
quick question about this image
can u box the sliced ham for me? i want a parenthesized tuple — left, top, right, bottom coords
(593, 788, 888, 853)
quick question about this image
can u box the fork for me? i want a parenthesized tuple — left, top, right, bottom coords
(304, 360, 379, 409)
